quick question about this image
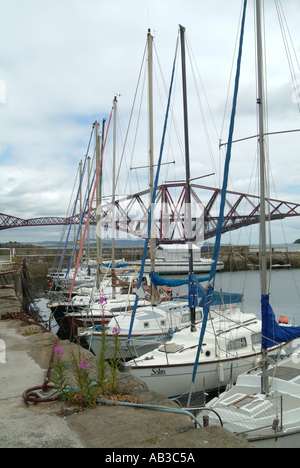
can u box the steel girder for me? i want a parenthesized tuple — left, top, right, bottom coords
(1, 183, 300, 241)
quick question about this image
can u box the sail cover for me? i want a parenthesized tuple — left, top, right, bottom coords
(102, 262, 128, 268)
(151, 271, 209, 287)
(151, 271, 242, 307)
(192, 273, 242, 307)
(261, 294, 300, 348)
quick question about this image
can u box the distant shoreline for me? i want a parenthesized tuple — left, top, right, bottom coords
(1, 240, 300, 250)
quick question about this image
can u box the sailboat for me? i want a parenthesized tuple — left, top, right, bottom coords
(204, 0, 300, 448)
(143, 244, 224, 275)
(49, 267, 148, 337)
(122, 17, 299, 398)
(84, 30, 203, 358)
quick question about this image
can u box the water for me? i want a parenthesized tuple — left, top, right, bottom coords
(34, 265, 300, 331)
(32, 278, 59, 333)
(216, 268, 300, 323)
(157, 268, 300, 325)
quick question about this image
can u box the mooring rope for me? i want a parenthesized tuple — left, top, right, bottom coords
(22, 386, 203, 428)
(97, 398, 203, 427)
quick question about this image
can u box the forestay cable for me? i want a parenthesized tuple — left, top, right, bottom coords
(188, 0, 248, 403)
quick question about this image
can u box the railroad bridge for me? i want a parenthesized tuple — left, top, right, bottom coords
(1, 183, 300, 242)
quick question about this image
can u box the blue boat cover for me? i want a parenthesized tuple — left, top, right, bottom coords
(150, 271, 242, 307)
(191, 273, 242, 307)
(261, 294, 300, 348)
(151, 271, 210, 287)
(102, 262, 128, 268)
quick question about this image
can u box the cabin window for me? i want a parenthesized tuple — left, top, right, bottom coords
(195, 308, 203, 320)
(226, 337, 247, 351)
(158, 343, 184, 354)
(229, 395, 257, 408)
(181, 313, 190, 323)
(181, 309, 202, 324)
(110, 307, 127, 313)
(251, 333, 261, 345)
(144, 322, 150, 328)
(160, 320, 165, 326)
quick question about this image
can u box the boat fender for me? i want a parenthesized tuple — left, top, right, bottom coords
(217, 362, 224, 383)
(253, 355, 260, 367)
(167, 326, 179, 338)
(279, 315, 289, 324)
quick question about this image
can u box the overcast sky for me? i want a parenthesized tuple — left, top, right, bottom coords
(1, 0, 300, 245)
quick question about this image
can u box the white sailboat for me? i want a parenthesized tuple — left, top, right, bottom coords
(123, 308, 294, 397)
(204, 0, 300, 448)
(205, 351, 300, 448)
(85, 299, 203, 359)
(68, 293, 151, 337)
(143, 244, 224, 275)
(47, 266, 145, 338)
(85, 30, 203, 358)
(123, 17, 300, 400)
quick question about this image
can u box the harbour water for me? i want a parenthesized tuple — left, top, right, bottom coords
(216, 268, 300, 323)
(162, 268, 300, 325)
(35, 265, 300, 332)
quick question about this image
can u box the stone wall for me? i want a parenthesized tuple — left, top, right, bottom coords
(2, 246, 299, 280)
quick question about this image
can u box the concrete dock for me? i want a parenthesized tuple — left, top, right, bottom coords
(0, 285, 253, 449)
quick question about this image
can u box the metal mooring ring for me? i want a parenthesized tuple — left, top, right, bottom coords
(22, 384, 59, 406)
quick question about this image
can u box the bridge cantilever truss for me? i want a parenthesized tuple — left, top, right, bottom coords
(1, 183, 300, 241)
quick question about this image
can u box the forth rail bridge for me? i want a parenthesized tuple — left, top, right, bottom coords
(1, 183, 300, 242)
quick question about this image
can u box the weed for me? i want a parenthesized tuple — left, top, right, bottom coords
(50, 297, 127, 410)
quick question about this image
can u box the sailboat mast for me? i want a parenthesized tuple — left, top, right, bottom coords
(87, 155, 91, 266)
(255, 0, 269, 394)
(179, 25, 196, 332)
(112, 96, 117, 299)
(148, 29, 156, 303)
(256, 0, 267, 296)
(95, 120, 100, 279)
(79, 159, 83, 263)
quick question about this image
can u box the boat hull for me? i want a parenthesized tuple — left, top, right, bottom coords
(127, 356, 256, 398)
(143, 261, 224, 275)
(126, 345, 291, 398)
(248, 428, 300, 448)
(66, 314, 111, 336)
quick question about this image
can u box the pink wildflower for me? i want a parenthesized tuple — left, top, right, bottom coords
(80, 360, 90, 370)
(112, 326, 120, 335)
(98, 295, 107, 305)
(54, 345, 64, 356)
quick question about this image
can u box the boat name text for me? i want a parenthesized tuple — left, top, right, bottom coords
(151, 368, 166, 376)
